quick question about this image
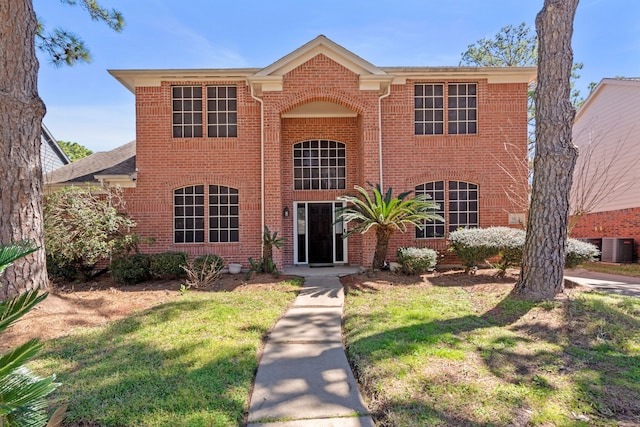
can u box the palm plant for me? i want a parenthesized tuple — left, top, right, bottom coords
(337, 184, 443, 270)
(0, 241, 63, 427)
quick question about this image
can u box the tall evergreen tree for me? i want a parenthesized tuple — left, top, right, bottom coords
(0, 0, 123, 300)
(514, 0, 580, 299)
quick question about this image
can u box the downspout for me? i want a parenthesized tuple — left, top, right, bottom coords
(250, 84, 265, 259)
(378, 83, 391, 188)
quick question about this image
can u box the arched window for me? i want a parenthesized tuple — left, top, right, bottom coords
(293, 140, 346, 190)
(415, 180, 478, 238)
(174, 184, 239, 243)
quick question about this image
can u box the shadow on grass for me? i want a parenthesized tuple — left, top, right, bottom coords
(345, 288, 640, 425)
(37, 298, 267, 427)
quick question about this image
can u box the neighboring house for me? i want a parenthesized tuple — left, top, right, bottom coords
(570, 78, 640, 259)
(44, 141, 136, 191)
(41, 124, 70, 173)
(94, 35, 533, 268)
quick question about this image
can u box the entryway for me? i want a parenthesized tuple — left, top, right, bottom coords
(294, 202, 347, 265)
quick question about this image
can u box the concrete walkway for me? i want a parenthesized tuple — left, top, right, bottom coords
(565, 268, 640, 297)
(247, 268, 374, 427)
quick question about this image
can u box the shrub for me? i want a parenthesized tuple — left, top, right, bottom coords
(110, 254, 151, 285)
(193, 254, 224, 273)
(44, 187, 136, 280)
(396, 247, 438, 275)
(566, 238, 600, 268)
(449, 227, 600, 273)
(150, 252, 188, 277)
(183, 254, 224, 288)
(46, 253, 78, 281)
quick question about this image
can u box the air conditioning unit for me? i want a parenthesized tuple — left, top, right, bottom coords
(601, 238, 634, 263)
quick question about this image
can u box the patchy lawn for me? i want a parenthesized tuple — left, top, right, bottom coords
(342, 269, 640, 426)
(581, 261, 640, 278)
(11, 274, 302, 427)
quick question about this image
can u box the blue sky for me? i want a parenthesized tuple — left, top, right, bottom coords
(33, 0, 640, 152)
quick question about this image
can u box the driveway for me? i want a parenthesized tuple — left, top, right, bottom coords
(564, 268, 640, 297)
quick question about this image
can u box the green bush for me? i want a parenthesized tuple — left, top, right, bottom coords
(449, 227, 599, 273)
(193, 254, 225, 273)
(396, 247, 438, 275)
(111, 254, 151, 285)
(566, 238, 601, 268)
(46, 253, 78, 281)
(150, 251, 188, 277)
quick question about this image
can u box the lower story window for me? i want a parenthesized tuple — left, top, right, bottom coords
(415, 180, 479, 238)
(174, 184, 239, 243)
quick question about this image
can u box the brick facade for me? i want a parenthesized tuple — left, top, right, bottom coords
(111, 36, 533, 268)
(571, 209, 640, 260)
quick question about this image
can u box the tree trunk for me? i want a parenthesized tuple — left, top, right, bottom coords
(372, 228, 392, 270)
(514, 0, 579, 300)
(0, 1, 48, 300)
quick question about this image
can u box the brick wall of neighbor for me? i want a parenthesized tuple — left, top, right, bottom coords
(571, 208, 640, 260)
(125, 53, 529, 267)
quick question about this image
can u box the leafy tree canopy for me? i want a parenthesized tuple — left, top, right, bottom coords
(57, 140, 93, 162)
(36, 0, 124, 66)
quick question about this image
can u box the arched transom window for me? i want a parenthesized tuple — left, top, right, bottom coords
(293, 140, 346, 190)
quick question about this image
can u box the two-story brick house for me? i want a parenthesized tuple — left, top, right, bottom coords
(100, 35, 534, 268)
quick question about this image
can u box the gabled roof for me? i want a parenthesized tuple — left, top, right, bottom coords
(41, 124, 70, 173)
(575, 78, 640, 122)
(44, 141, 136, 189)
(109, 35, 536, 94)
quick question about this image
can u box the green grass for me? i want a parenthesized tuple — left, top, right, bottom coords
(344, 281, 640, 426)
(30, 279, 302, 427)
(581, 261, 640, 277)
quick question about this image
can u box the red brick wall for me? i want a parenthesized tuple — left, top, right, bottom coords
(570, 208, 640, 259)
(126, 53, 529, 268)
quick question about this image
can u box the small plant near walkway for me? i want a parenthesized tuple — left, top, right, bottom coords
(246, 226, 284, 278)
(396, 247, 438, 274)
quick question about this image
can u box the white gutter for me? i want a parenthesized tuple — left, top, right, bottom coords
(250, 85, 265, 258)
(378, 84, 391, 188)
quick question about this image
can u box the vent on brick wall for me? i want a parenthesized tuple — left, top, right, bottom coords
(601, 238, 634, 263)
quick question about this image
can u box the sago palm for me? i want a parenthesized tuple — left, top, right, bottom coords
(0, 241, 63, 427)
(337, 184, 443, 269)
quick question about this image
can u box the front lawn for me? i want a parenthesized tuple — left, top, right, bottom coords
(30, 279, 301, 427)
(343, 271, 640, 426)
(581, 261, 640, 278)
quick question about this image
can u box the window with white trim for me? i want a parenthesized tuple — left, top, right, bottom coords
(415, 181, 445, 238)
(172, 86, 203, 138)
(448, 83, 477, 135)
(174, 185, 205, 243)
(209, 185, 239, 243)
(414, 84, 444, 135)
(414, 83, 477, 135)
(174, 185, 239, 243)
(448, 181, 478, 231)
(171, 85, 237, 138)
(415, 180, 479, 238)
(293, 140, 346, 190)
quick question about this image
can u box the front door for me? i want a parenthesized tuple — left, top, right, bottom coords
(294, 202, 346, 265)
(308, 203, 333, 264)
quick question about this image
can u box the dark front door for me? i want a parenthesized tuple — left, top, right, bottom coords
(308, 203, 333, 264)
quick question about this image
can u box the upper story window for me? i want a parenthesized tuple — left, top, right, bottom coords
(414, 83, 477, 136)
(207, 86, 237, 137)
(415, 180, 479, 238)
(171, 85, 237, 138)
(415, 84, 444, 135)
(293, 140, 346, 190)
(448, 83, 477, 135)
(172, 86, 203, 138)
